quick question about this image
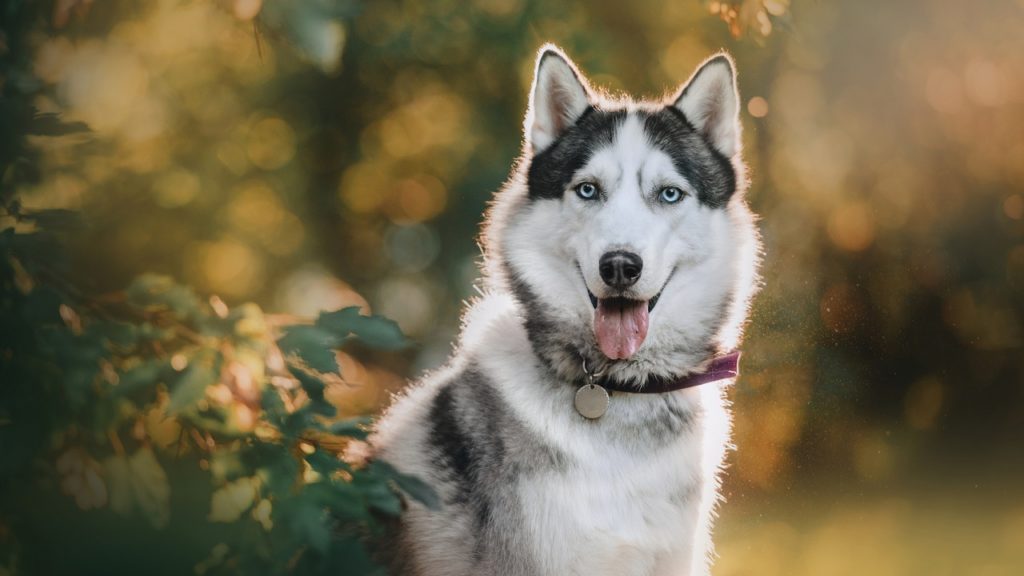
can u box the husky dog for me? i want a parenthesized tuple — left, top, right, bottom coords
(372, 44, 760, 576)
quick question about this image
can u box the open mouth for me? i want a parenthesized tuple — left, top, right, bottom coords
(588, 295, 651, 360)
(586, 291, 660, 313)
(583, 269, 673, 361)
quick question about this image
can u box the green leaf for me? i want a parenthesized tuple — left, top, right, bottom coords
(327, 416, 371, 440)
(316, 307, 409, 350)
(115, 359, 168, 396)
(289, 365, 325, 398)
(44, 330, 105, 411)
(359, 476, 402, 516)
(260, 446, 300, 495)
(126, 274, 204, 322)
(302, 480, 366, 521)
(168, 354, 220, 413)
(284, 496, 330, 554)
(260, 1, 347, 73)
(261, 387, 287, 424)
(95, 321, 143, 347)
(288, 367, 337, 418)
(305, 449, 346, 475)
(277, 325, 340, 373)
(326, 535, 388, 576)
(309, 398, 337, 418)
(390, 470, 441, 511)
(280, 409, 314, 439)
(373, 460, 441, 511)
(17, 208, 83, 230)
(28, 112, 90, 136)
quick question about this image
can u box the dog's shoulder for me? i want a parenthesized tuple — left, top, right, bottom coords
(371, 290, 541, 468)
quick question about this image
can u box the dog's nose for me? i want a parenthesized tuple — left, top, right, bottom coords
(598, 251, 643, 290)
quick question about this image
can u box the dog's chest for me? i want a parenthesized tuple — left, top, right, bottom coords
(517, 441, 702, 576)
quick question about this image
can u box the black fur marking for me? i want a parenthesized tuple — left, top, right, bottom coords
(527, 108, 627, 199)
(643, 107, 737, 208)
(506, 270, 577, 379)
(427, 368, 564, 568)
(525, 106, 736, 207)
(429, 376, 495, 563)
(429, 385, 476, 506)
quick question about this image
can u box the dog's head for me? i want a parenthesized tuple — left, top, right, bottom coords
(483, 45, 760, 384)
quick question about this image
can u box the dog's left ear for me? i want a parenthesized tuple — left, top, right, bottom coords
(673, 54, 741, 158)
(525, 45, 592, 153)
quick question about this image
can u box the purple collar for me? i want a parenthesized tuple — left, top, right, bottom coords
(600, 351, 742, 394)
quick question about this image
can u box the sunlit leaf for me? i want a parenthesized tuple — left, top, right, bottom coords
(126, 274, 204, 322)
(103, 447, 171, 529)
(277, 325, 341, 373)
(231, 302, 269, 341)
(142, 404, 181, 449)
(209, 477, 260, 522)
(129, 447, 171, 528)
(168, 353, 220, 413)
(57, 449, 108, 510)
(327, 416, 371, 440)
(104, 454, 133, 517)
(316, 307, 409, 350)
(288, 365, 336, 417)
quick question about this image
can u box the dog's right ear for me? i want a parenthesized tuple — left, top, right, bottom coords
(525, 45, 591, 153)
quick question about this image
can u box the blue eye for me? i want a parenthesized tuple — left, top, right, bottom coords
(659, 186, 684, 204)
(576, 182, 599, 200)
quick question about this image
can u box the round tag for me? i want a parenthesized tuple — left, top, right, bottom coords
(574, 384, 609, 419)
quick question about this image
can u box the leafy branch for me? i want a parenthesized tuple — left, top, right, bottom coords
(0, 2, 429, 575)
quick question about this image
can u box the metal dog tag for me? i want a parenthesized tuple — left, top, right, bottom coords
(574, 384, 609, 419)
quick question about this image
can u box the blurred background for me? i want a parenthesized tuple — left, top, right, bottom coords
(3, 0, 1024, 574)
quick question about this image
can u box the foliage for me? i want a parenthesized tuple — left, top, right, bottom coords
(1, 2, 435, 575)
(0, 250, 431, 575)
(0, 212, 434, 574)
(707, 0, 792, 40)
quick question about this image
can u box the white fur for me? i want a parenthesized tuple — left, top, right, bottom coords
(376, 292, 736, 575)
(473, 302, 727, 576)
(372, 46, 760, 576)
(674, 55, 742, 158)
(526, 46, 593, 152)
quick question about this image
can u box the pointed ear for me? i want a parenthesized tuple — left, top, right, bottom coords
(525, 45, 592, 152)
(673, 54, 741, 158)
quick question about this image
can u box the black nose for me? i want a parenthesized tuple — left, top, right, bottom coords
(599, 251, 643, 290)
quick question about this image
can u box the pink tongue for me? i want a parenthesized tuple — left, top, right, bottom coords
(594, 299, 649, 360)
